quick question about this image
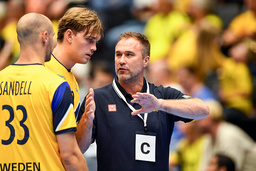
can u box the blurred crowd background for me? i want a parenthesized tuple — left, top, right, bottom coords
(1, 0, 256, 170)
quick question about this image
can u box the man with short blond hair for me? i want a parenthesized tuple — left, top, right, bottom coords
(0, 13, 87, 171)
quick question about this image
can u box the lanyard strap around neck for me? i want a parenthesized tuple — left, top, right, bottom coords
(112, 79, 150, 131)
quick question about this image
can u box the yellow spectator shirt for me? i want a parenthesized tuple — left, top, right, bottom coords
(219, 58, 253, 115)
(144, 10, 190, 62)
(229, 11, 256, 38)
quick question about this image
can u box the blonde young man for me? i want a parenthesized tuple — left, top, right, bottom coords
(0, 13, 87, 170)
(45, 7, 103, 149)
(45, 6, 103, 119)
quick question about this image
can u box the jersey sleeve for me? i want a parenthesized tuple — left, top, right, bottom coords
(77, 95, 86, 123)
(51, 82, 77, 134)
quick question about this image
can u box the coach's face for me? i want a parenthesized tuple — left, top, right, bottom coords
(115, 37, 149, 82)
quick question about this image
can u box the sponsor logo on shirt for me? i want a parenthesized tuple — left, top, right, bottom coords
(108, 104, 116, 112)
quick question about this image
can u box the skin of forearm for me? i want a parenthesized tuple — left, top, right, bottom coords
(57, 132, 88, 171)
(61, 150, 88, 171)
(75, 115, 93, 153)
(157, 98, 209, 119)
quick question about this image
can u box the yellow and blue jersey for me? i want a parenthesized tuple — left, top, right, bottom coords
(0, 64, 77, 170)
(45, 55, 80, 119)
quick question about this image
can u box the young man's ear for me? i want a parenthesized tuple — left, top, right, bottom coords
(65, 29, 73, 43)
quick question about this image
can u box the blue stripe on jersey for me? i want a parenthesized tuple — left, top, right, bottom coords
(52, 82, 71, 112)
(51, 82, 75, 133)
(75, 102, 80, 120)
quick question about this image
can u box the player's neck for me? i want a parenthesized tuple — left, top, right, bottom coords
(52, 46, 75, 70)
(16, 49, 44, 64)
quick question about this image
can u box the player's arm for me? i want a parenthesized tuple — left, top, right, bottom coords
(76, 88, 95, 153)
(57, 132, 88, 171)
(131, 93, 209, 119)
(52, 82, 88, 170)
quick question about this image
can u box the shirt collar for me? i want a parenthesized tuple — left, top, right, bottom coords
(51, 54, 71, 72)
(114, 76, 147, 98)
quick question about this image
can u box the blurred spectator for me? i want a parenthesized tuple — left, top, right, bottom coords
(76, 60, 114, 115)
(24, 0, 51, 14)
(88, 0, 133, 31)
(219, 39, 256, 141)
(228, 38, 256, 77)
(0, 1, 11, 70)
(185, 18, 254, 122)
(185, 20, 254, 122)
(215, 0, 246, 30)
(0, 0, 70, 68)
(205, 153, 236, 171)
(25, 0, 70, 46)
(104, 0, 156, 54)
(218, 43, 254, 121)
(144, 0, 190, 63)
(221, 0, 256, 47)
(146, 59, 183, 90)
(195, 24, 224, 84)
(0, 37, 12, 70)
(173, 0, 192, 13)
(86, 60, 114, 91)
(46, 0, 70, 45)
(85, 0, 133, 62)
(169, 121, 208, 171)
(0, 0, 25, 65)
(196, 100, 256, 171)
(176, 66, 218, 101)
(0, 1, 7, 30)
(167, 0, 223, 73)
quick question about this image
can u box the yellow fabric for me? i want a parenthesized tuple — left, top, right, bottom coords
(144, 10, 190, 62)
(1, 21, 20, 63)
(167, 14, 222, 72)
(219, 58, 253, 115)
(52, 19, 59, 40)
(45, 55, 80, 117)
(169, 136, 207, 171)
(205, 14, 223, 30)
(229, 11, 256, 38)
(167, 29, 197, 72)
(173, 0, 192, 13)
(0, 65, 76, 170)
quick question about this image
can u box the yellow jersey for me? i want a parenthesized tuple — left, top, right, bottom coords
(45, 55, 80, 119)
(0, 64, 77, 170)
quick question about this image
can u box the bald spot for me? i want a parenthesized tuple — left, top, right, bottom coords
(16, 13, 52, 46)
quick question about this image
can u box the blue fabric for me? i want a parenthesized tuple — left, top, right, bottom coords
(52, 82, 75, 133)
(78, 77, 192, 171)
